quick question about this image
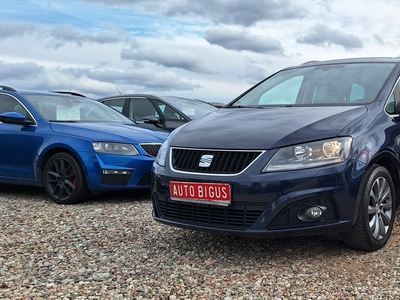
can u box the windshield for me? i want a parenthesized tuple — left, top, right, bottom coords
(25, 94, 135, 123)
(160, 96, 217, 119)
(230, 62, 396, 107)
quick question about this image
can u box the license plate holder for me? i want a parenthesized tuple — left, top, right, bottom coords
(169, 181, 231, 206)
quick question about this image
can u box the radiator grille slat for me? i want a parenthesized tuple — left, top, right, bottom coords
(157, 196, 267, 229)
(140, 143, 162, 157)
(172, 148, 263, 174)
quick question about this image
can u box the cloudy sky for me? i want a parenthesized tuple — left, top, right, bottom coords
(1, 0, 400, 103)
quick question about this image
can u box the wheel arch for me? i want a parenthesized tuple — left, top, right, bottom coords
(38, 147, 89, 186)
(369, 150, 400, 207)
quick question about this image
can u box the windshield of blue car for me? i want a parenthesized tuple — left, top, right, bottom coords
(159, 96, 217, 119)
(230, 62, 397, 107)
(25, 94, 135, 123)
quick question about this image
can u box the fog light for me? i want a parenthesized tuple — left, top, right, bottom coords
(103, 170, 132, 175)
(297, 205, 327, 222)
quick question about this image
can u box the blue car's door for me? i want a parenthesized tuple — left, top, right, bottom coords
(0, 95, 36, 179)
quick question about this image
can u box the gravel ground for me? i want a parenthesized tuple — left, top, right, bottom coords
(1, 184, 400, 300)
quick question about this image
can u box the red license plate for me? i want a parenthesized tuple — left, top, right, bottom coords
(169, 181, 231, 206)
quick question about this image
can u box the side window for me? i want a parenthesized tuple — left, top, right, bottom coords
(154, 100, 185, 121)
(102, 98, 126, 113)
(385, 83, 399, 115)
(129, 98, 158, 122)
(0, 95, 26, 116)
(386, 93, 396, 114)
(259, 76, 303, 105)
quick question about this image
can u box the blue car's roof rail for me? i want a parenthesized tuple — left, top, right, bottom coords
(0, 85, 17, 92)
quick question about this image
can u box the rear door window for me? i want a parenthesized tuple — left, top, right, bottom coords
(102, 98, 126, 113)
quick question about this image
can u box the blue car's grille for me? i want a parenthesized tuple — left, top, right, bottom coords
(156, 196, 266, 229)
(140, 143, 162, 157)
(171, 148, 263, 174)
(101, 173, 132, 185)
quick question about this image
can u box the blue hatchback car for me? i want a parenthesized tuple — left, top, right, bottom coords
(152, 57, 400, 251)
(0, 86, 168, 204)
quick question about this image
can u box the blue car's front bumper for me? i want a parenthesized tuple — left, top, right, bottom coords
(80, 151, 156, 192)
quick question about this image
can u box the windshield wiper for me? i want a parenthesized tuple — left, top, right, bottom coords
(51, 120, 80, 123)
(225, 105, 261, 108)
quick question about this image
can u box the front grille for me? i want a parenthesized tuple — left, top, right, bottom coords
(140, 143, 162, 157)
(156, 196, 266, 229)
(101, 173, 132, 185)
(171, 148, 263, 174)
(268, 197, 339, 229)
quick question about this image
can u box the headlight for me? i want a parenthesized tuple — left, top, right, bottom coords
(262, 137, 352, 172)
(92, 142, 139, 156)
(156, 141, 168, 167)
(156, 123, 187, 167)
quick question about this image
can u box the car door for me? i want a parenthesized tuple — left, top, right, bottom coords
(385, 81, 400, 151)
(128, 97, 164, 130)
(0, 94, 37, 179)
(153, 99, 187, 131)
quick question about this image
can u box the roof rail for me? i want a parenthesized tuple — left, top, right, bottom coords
(301, 60, 320, 65)
(0, 85, 17, 92)
(51, 91, 86, 97)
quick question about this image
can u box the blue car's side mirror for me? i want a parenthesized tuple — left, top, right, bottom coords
(0, 112, 33, 125)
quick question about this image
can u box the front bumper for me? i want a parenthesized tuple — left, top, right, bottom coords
(80, 151, 156, 192)
(151, 161, 362, 237)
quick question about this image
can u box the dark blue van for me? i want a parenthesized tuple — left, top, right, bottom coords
(151, 57, 400, 251)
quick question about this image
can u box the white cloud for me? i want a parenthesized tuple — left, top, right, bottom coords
(205, 26, 284, 54)
(1, 0, 400, 103)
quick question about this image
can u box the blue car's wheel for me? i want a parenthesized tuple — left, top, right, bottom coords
(43, 152, 90, 204)
(342, 165, 395, 251)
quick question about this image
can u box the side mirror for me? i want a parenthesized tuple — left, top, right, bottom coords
(0, 112, 34, 125)
(143, 115, 161, 126)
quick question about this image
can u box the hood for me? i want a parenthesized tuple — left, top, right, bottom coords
(171, 106, 367, 149)
(50, 122, 168, 143)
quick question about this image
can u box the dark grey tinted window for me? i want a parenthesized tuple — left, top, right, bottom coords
(129, 98, 158, 121)
(102, 98, 126, 113)
(154, 99, 185, 121)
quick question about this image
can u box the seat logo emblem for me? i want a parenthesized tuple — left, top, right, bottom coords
(199, 154, 213, 167)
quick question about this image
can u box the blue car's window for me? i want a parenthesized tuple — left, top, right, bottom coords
(24, 95, 135, 123)
(231, 62, 396, 107)
(0, 95, 27, 116)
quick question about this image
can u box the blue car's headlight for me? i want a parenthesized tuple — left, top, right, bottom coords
(92, 142, 139, 156)
(263, 137, 352, 172)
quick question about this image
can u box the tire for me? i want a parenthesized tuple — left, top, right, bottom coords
(43, 152, 90, 204)
(342, 165, 396, 251)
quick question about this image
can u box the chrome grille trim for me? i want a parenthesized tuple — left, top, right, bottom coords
(170, 147, 265, 176)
